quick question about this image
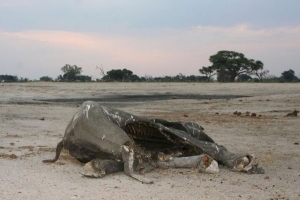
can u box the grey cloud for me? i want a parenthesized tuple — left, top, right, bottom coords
(0, 0, 299, 32)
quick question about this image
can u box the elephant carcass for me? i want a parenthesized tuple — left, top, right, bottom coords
(43, 101, 264, 183)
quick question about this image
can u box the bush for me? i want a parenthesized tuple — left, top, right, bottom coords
(40, 76, 53, 81)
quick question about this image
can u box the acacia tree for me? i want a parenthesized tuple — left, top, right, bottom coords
(200, 51, 264, 82)
(210, 51, 250, 82)
(60, 64, 82, 82)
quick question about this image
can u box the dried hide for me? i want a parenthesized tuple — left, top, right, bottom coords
(43, 101, 264, 183)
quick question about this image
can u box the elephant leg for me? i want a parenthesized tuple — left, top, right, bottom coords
(221, 153, 265, 174)
(189, 140, 265, 174)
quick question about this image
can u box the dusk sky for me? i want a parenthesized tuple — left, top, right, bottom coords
(1, 0, 299, 80)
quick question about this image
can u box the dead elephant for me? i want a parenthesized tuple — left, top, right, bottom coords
(43, 101, 264, 183)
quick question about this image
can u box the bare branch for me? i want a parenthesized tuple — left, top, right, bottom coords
(96, 65, 106, 77)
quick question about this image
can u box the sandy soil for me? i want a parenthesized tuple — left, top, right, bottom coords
(0, 82, 299, 200)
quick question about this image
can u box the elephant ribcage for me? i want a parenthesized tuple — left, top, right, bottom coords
(122, 122, 175, 150)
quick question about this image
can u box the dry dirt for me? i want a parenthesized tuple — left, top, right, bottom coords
(0, 82, 299, 200)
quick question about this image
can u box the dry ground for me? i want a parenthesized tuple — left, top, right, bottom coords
(0, 82, 299, 200)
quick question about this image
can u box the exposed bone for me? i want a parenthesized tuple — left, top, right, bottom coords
(202, 160, 219, 174)
(156, 154, 219, 174)
(157, 151, 183, 162)
(236, 156, 250, 171)
(122, 144, 154, 184)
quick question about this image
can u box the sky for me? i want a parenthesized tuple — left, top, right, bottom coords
(1, 0, 300, 80)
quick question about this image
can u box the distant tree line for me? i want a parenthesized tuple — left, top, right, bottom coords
(1, 51, 299, 83)
(0, 75, 29, 82)
(99, 69, 209, 82)
(0, 75, 18, 82)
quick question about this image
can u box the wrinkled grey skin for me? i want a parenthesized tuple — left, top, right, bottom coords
(43, 101, 264, 183)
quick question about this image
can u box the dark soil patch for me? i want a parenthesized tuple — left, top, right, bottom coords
(34, 94, 248, 104)
(0, 153, 18, 159)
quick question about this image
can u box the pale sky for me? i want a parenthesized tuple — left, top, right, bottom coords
(1, 0, 300, 80)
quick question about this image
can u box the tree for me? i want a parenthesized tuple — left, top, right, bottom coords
(75, 75, 92, 82)
(19, 77, 29, 82)
(121, 69, 133, 81)
(204, 50, 264, 82)
(210, 51, 249, 82)
(216, 68, 231, 82)
(126, 74, 140, 82)
(56, 75, 64, 82)
(105, 69, 124, 81)
(103, 68, 136, 82)
(280, 69, 298, 82)
(188, 75, 197, 82)
(253, 69, 269, 82)
(199, 66, 216, 82)
(96, 65, 106, 77)
(175, 73, 186, 82)
(40, 76, 53, 81)
(60, 64, 82, 82)
(249, 60, 268, 82)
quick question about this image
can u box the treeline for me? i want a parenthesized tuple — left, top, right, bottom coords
(1, 69, 298, 83)
(0, 75, 29, 82)
(1, 50, 299, 83)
